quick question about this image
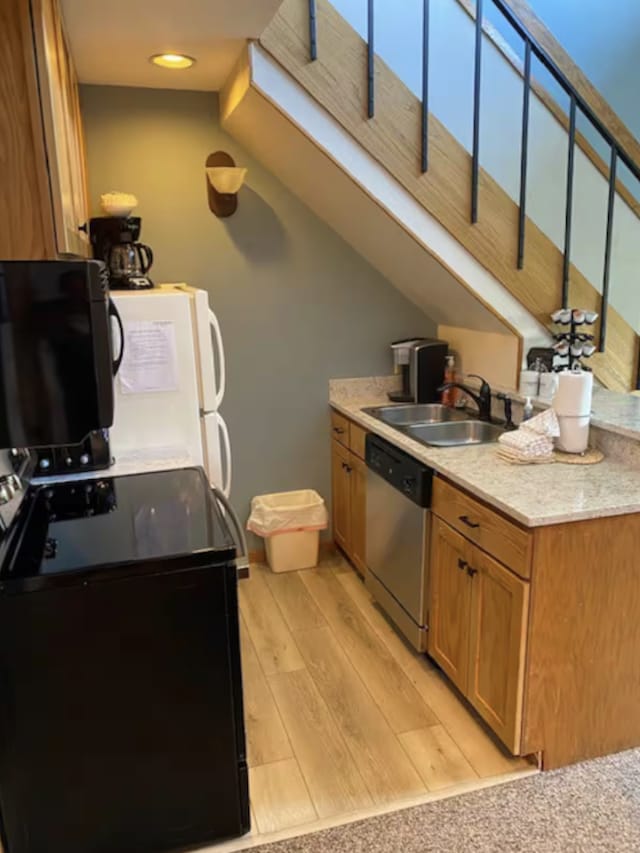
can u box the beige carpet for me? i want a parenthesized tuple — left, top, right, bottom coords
(251, 749, 640, 852)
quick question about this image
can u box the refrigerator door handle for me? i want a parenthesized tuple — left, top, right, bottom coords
(209, 308, 226, 410)
(212, 486, 249, 578)
(216, 412, 232, 499)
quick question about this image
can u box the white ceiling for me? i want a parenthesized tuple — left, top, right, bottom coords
(60, 0, 283, 91)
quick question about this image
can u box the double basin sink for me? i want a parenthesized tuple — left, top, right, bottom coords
(363, 404, 504, 447)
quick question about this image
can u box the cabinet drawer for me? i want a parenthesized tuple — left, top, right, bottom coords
(432, 478, 532, 579)
(349, 423, 367, 460)
(330, 411, 350, 447)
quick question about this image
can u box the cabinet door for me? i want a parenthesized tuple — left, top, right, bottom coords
(32, 0, 90, 257)
(0, 0, 57, 259)
(349, 454, 367, 577)
(428, 517, 472, 693)
(331, 440, 352, 554)
(467, 547, 529, 753)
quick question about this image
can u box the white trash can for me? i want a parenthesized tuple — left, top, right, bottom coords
(247, 490, 328, 573)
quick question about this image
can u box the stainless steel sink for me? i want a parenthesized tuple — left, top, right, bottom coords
(405, 420, 504, 447)
(363, 404, 468, 426)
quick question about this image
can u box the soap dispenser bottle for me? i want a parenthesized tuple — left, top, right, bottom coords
(442, 354, 456, 407)
(523, 396, 534, 421)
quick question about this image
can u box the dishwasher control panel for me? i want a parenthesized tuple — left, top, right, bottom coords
(365, 434, 433, 507)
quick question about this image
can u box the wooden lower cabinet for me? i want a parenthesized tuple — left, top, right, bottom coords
(429, 515, 529, 753)
(468, 548, 529, 753)
(349, 456, 367, 577)
(429, 518, 472, 694)
(331, 440, 352, 554)
(330, 421, 367, 577)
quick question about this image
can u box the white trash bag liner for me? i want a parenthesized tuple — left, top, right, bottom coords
(247, 490, 328, 538)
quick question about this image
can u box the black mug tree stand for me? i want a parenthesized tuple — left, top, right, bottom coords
(551, 308, 598, 372)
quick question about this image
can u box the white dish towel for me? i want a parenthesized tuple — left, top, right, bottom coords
(497, 409, 560, 463)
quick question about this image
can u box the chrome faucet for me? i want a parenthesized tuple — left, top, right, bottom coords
(437, 374, 492, 422)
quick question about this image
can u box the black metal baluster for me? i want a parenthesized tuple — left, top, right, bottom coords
(471, 0, 483, 223)
(517, 40, 532, 269)
(308, 0, 317, 61)
(367, 0, 375, 118)
(490, 0, 640, 199)
(600, 147, 617, 352)
(562, 95, 577, 308)
(421, 0, 430, 173)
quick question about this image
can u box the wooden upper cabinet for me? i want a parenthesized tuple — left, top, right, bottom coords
(428, 517, 472, 694)
(0, 0, 89, 260)
(467, 547, 529, 754)
(32, 0, 90, 257)
(0, 0, 56, 258)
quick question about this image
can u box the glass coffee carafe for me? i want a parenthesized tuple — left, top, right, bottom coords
(108, 240, 154, 289)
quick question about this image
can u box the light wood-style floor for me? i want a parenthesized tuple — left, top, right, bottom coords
(239, 553, 532, 840)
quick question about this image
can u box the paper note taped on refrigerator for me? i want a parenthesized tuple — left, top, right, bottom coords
(119, 320, 179, 394)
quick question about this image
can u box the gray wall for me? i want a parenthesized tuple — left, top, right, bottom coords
(80, 85, 436, 537)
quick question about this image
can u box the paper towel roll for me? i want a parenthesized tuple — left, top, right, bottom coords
(556, 415, 590, 453)
(552, 370, 593, 417)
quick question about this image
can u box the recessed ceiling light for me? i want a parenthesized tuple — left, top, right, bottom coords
(150, 53, 195, 70)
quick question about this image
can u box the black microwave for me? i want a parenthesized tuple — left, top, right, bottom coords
(0, 260, 123, 448)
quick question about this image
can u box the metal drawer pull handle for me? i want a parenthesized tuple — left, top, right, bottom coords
(467, 566, 478, 578)
(333, 427, 346, 434)
(459, 515, 480, 529)
(457, 558, 467, 571)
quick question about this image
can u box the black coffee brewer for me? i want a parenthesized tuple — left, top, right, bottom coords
(88, 216, 154, 289)
(388, 338, 448, 403)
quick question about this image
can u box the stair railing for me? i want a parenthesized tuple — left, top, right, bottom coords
(306, 0, 640, 374)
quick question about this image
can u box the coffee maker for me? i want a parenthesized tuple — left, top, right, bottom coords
(88, 216, 154, 289)
(389, 338, 448, 403)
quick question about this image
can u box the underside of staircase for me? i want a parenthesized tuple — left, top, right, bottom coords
(226, 0, 640, 391)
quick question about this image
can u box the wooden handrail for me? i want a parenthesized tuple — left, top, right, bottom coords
(497, 0, 640, 176)
(456, 0, 640, 218)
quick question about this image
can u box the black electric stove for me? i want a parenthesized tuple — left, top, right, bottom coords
(1, 467, 236, 589)
(0, 463, 249, 853)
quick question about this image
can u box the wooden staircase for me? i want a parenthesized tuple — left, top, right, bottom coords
(257, 0, 639, 392)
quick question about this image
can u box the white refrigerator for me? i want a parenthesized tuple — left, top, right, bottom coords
(109, 284, 231, 495)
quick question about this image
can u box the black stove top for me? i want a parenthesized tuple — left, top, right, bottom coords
(0, 467, 235, 588)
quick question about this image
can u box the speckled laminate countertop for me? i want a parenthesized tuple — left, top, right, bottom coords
(330, 377, 640, 528)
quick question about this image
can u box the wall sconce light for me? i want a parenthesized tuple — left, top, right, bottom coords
(205, 151, 247, 218)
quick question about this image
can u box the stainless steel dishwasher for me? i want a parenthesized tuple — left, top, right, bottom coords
(365, 433, 433, 652)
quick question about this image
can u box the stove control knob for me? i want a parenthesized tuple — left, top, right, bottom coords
(39, 458, 51, 470)
(79, 454, 90, 466)
(65, 457, 73, 467)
